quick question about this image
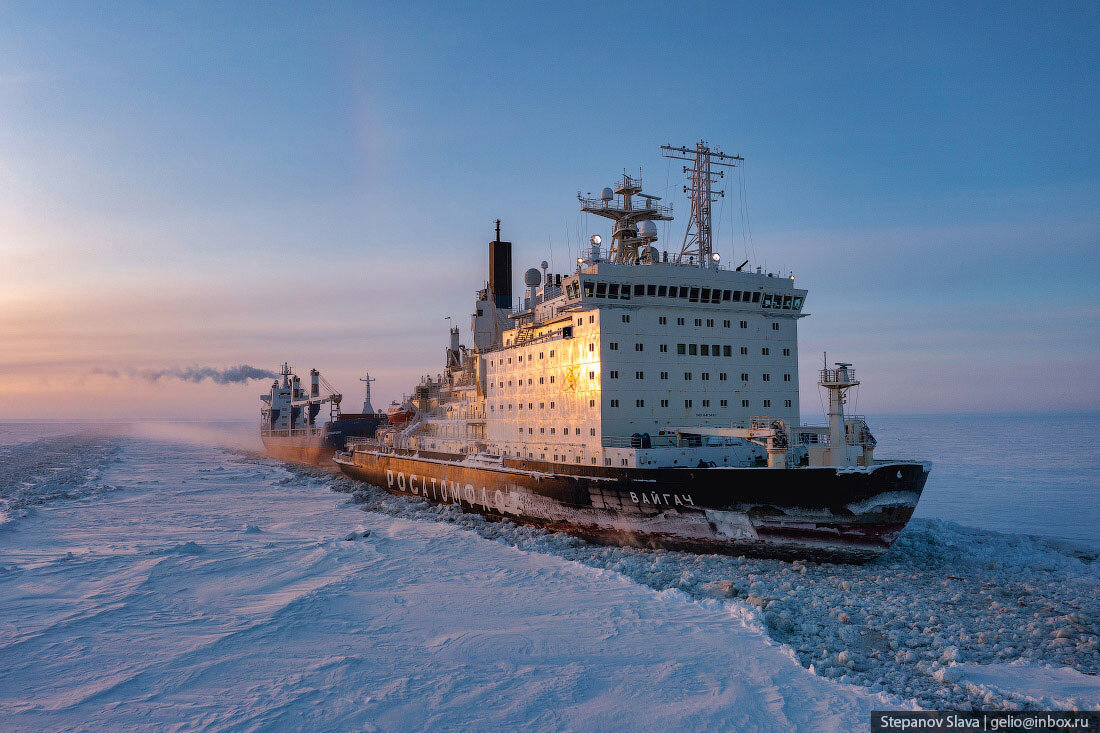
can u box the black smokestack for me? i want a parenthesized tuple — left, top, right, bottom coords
(489, 218, 512, 309)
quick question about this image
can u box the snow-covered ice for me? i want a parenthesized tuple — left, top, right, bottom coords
(1, 424, 1097, 729)
(0, 435, 902, 731)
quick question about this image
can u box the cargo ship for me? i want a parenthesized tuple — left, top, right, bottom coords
(335, 142, 930, 562)
(260, 364, 385, 466)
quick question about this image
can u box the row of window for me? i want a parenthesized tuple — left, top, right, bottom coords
(492, 396, 794, 412)
(608, 370, 792, 382)
(569, 279, 804, 310)
(491, 367, 793, 392)
(516, 426, 592, 436)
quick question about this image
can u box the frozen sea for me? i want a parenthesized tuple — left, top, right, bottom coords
(0, 415, 1097, 730)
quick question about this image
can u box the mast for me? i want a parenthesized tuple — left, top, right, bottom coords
(819, 362, 859, 466)
(578, 173, 673, 265)
(360, 373, 376, 414)
(661, 140, 743, 268)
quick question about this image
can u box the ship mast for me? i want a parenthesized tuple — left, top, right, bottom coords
(661, 140, 743, 268)
(359, 373, 376, 414)
(578, 173, 673, 265)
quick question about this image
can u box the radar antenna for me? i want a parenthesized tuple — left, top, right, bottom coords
(661, 140, 743, 268)
(578, 173, 673, 265)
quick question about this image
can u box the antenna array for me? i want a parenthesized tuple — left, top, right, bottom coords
(661, 140, 743, 268)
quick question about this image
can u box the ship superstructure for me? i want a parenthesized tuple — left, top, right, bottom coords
(337, 142, 927, 561)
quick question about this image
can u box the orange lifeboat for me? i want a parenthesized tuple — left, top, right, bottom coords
(386, 401, 415, 425)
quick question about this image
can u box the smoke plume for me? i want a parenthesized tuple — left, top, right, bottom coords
(92, 365, 279, 385)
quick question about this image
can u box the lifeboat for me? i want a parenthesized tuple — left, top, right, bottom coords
(386, 401, 416, 425)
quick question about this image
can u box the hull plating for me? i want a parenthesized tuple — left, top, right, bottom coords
(336, 450, 929, 563)
(260, 434, 333, 467)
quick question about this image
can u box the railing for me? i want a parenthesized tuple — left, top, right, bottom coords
(578, 196, 674, 219)
(261, 427, 324, 438)
(601, 434, 678, 448)
(819, 368, 857, 385)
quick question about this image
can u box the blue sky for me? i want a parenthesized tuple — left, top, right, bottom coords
(1, 1, 1097, 418)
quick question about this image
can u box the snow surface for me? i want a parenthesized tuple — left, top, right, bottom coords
(0, 436, 902, 731)
(327, 470, 1100, 712)
(938, 661, 1100, 710)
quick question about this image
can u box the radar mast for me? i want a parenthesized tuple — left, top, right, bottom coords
(661, 140, 743, 268)
(578, 173, 673, 264)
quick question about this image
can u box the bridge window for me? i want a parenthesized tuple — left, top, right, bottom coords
(607, 283, 618, 298)
(688, 344, 697, 355)
(658, 285, 668, 296)
(596, 282, 607, 297)
(723, 345, 732, 356)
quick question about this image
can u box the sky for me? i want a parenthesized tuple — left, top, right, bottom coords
(1, 0, 1097, 419)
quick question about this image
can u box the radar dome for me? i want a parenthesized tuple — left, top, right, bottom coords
(600, 187, 614, 201)
(523, 268, 542, 287)
(638, 220, 658, 239)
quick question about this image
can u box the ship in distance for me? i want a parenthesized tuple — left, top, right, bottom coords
(334, 141, 930, 562)
(260, 364, 386, 466)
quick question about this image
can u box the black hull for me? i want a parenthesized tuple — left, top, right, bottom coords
(336, 449, 930, 563)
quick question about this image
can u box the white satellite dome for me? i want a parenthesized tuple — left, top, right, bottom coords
(638, 220, 657, 239)
(523, 268, 542, 287)
(600, 187, 614, 201)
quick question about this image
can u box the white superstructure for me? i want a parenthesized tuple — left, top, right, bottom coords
(378, 142, 876, 471)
